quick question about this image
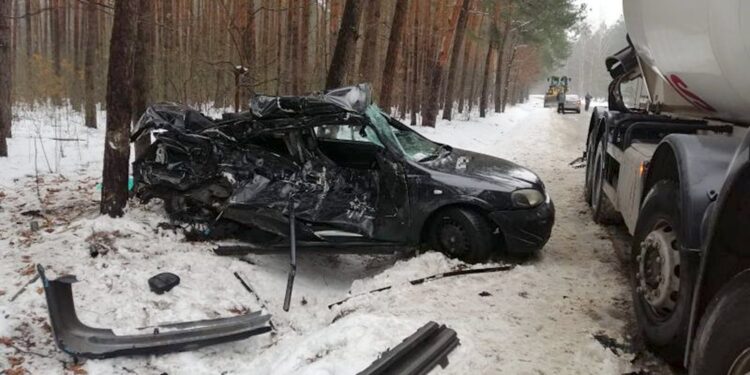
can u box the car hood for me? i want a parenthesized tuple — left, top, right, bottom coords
(421, 148, 543, 190)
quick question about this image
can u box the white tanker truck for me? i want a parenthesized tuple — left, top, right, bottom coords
(582, 1, 750, 373)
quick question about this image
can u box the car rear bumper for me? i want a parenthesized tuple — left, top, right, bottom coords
(488, 197, 555, 254)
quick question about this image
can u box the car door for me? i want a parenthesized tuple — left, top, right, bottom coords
(311, 122, 410, 242)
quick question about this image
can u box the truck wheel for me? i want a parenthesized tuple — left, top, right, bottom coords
(591, 135, 621, 224)
(584, 130, 598, 206)
(429, 207, 495, 263)
(690, 270, 750, 375)
(631, 180, 697, 365)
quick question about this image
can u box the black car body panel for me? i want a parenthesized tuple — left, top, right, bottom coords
(132, 84, 554, 253)
(37, 265, 272, 359)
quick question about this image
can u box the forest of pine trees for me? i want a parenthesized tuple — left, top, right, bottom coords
(0, 0, 584, 213)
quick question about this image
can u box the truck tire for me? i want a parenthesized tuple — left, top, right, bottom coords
(631, 180, 697, 365)
(584, 129, 599, 206)
(591, 135, 621, 224)
(690, 270, 750, 375)
(429, 207, 495, 264)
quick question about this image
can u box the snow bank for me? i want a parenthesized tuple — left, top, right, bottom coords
(0, 98, 664, 374)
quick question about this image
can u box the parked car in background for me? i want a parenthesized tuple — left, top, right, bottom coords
(563, 94, 582, 113)
(131, 84, 555, 263)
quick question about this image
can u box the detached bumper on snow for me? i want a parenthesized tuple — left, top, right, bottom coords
(37, 265, 272, 359)
(489, 196, 555, 254)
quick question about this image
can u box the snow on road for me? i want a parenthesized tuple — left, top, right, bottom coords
(0, 98, 670, 374)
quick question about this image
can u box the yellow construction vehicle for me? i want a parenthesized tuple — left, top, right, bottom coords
(543, 76, 570, 107)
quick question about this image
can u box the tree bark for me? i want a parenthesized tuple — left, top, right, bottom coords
(0, 0, 12, 156)
(441, 0, 471, 120)
(357, 0, 380, 86)
(457, 12, 480, 114)
(494, 1, 512, 112)
(420, 0, 464, 127)
(133, 0, 154, 159)
(25, 0, 32, 58)
(243, 0, 256, 102)
(162, 0, 173, 99)
(479, 40, 494, 118)
(409, 0, 420, 125)
(84, 0, 97, 128)
(501, 34, 517, 113)
(378, 0, 408, 110)
(101, 0, 138, 217)
(325, 0, 363, 90)
(299, 0, 310, 92)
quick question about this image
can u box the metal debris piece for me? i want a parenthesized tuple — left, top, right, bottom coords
(329, 265, 515, 308)
(37, 265, 272, 359)
(357, 321, 460, 375)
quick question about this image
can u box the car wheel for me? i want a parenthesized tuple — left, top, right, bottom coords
(429, 207, 495, 263)
(576, 110, 581, 114)
(690, 270, 750, 375)
(591, 135, 621, 224)
(632, 180, 697, 365)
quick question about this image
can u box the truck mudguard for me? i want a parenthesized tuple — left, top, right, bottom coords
(645, 134, 740, 251)
(687, 130, 750, 364)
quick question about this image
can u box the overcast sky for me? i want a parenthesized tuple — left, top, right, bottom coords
(578, 0, 623, 29)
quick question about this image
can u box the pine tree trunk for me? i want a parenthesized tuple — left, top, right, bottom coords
(378, 0, 407, 110)
(501, 34, 517, 113)
(162, 0, 173, 99)
(357, 0, 380, 86)
(325, 0, 363, 90)
(494, 2, 512, 112)
(241, 0, 256, 104)
(409, 0, 420, 125)
(0, 0, 11, 156)
(133, 0, 154, 159)
(421, 0, 464, 127)
(299, 0, 310, 92)
(25, 0, 32, 58)
(441, 0, 471, 121)
(84, 0, 97, 128)
(457, 12, 479, 114)
(101, 0, 138, 217)
(479, 40, 494, 118)
(52, 0, 61, 76)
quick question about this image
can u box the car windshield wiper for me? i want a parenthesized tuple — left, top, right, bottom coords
(418, 144, 452, 162)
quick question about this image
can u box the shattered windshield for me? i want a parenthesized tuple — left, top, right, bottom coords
(364, 105, 443, 162)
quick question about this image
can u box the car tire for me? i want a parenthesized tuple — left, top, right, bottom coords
(690, 270, 750, 375)
(591, 135, 621, 224)
(631, 180, 697, 365)
(429, 207, 495, 263)
(576, 110, 581, 114)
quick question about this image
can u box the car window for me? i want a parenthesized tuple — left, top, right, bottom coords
(566, 95, 579, 100)
(314, 124, 383, 146)
(364, 105, 443, 162)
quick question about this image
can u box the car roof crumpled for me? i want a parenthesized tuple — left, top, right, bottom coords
(250, 83, 372, 119)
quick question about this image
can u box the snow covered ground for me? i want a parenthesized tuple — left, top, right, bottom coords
(0, 97, 672, 374)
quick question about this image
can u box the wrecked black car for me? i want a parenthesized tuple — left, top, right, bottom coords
(131, 84, 554, 262)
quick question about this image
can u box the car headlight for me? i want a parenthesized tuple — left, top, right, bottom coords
(511, 189, 545, 208)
